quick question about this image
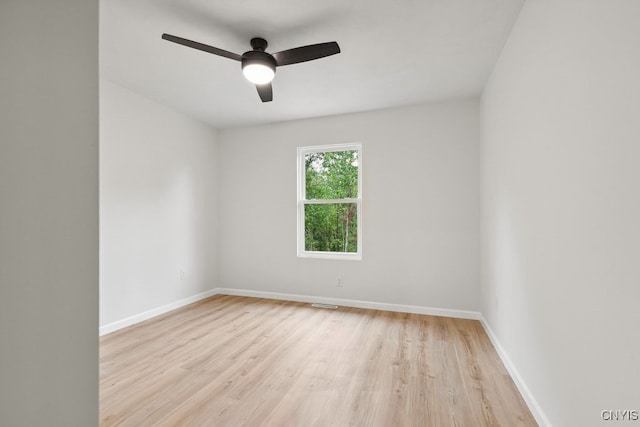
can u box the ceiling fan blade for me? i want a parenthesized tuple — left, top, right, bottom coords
(161, 33, 242, 61)
(272, 42, 340, 66)
(256, 83, 273, 102)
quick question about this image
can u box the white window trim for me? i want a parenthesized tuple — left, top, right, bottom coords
(297, 143, 362, 261)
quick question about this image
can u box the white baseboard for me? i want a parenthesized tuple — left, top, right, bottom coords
(215, 288, 482, 320)
(100, 287, 480, 336)
(479, 316, 552, 427)
(99, 288, 218, 336)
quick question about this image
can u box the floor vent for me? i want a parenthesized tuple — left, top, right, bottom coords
(311, 303, 339, 310)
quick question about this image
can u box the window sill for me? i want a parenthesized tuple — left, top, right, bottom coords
(297, 251, 362, 261)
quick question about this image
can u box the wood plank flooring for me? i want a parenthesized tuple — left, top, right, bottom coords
(100, 295, 537, 426)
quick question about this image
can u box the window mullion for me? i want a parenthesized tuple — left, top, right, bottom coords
(303, 198, 359, 205)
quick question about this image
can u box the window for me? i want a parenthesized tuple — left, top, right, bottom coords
(297, 143, 362, 260)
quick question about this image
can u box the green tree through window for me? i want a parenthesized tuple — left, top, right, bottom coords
(298, 144, 362, 260)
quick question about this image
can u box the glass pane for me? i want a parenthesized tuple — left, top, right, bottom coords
(305, 203, 358, 253)
(305, 150, 358, 199)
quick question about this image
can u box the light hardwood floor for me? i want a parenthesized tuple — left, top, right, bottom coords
(100, 295, 537, 426)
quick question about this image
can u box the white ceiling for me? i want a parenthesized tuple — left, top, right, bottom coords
(100, 0, 524, 129)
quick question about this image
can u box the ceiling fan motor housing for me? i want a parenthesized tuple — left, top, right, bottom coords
(241, 49, 277, 85)
(242, 38, 276, 75)
(242, 50, 277, 71)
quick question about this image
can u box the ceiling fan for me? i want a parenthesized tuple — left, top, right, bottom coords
(161, 33, 341, 102)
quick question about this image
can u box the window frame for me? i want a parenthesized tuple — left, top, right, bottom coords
(297, 143, 362, 261)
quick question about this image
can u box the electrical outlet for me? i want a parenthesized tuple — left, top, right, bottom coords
(180, 270, 185, 281)
(337, 277, 343, 287)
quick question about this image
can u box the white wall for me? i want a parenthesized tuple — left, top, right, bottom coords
(481, 1, 640, 425)
(218, 101, 480, 311)
(0, 1, 98, 426)
(100, 80, 219, 327)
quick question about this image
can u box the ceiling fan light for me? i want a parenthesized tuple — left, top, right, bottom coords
(242, 63, 275, 84)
